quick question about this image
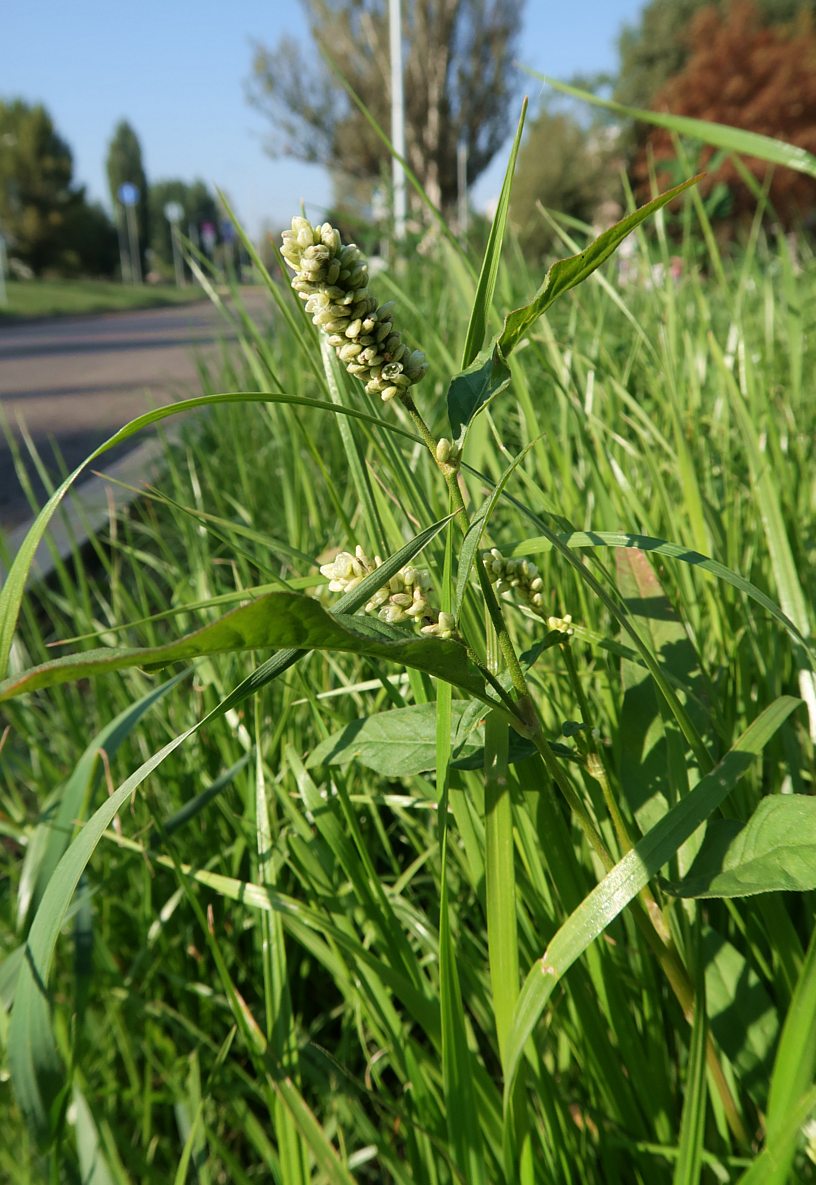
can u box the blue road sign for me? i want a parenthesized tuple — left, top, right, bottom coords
(118, 182, 139, 206)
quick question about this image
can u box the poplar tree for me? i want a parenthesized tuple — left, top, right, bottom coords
(247, 0, 523, 217)
(105, 120, 150, 271)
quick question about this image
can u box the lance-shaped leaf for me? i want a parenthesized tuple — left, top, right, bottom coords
(0, 590, 495, 708)
(445, 177, 699, 444)
(497, 176, 700, 358)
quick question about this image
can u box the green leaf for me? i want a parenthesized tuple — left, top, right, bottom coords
(272, 1077, 357, 1185)
(72, 1083, 118, 1185)
(461, 98, 527, 370)
(446, 348, 512, 449)
(436, 673, 488, 1183)
(665, 796, 816, 898)
(522, 71, 816, 180)
(0, 591, 495, 708)
(307, 701, 536, 777)
(503, 697, 800, 1098)
(497, 176, 700, 358)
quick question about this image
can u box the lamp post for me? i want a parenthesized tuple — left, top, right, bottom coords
(163, 201, 185, 288)
(118, 182, 142, 284)
(389, 0, 406, 242)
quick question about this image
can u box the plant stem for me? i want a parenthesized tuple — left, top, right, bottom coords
(402, 394, 535, 716)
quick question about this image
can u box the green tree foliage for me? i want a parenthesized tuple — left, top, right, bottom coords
(0, 99, 74, 273)
(638, 0, 816, 227)
(247, 0, 523, 216)
(615, 0, 815, 110)
(60, 196, 118, 277)
(510, 105, 621, 259)
(148, 179, 218, 273)
(105, 120, 149, 270)
(0, 99, 117, 276)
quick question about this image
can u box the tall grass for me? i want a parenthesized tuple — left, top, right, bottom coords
(1, 173, 815, 1184)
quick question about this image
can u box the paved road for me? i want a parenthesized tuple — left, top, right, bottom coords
(0, 291, 271, 532)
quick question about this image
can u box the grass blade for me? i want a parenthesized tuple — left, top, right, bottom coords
(461, 98, 527, 369)
(522, 71, 816, 179)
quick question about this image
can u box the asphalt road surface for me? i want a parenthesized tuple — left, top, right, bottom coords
(0, 291, 270, 533)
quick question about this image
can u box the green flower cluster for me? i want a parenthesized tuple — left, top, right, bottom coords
(320, 546, 456, 639)
(281, 216, 428, 403)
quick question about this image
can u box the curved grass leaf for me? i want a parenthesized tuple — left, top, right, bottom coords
(666, 797, 816, 898)
(503, 696, 800, 1099)
(512, 530, 813, 660)
(523, 72, 816, 180)
(0, 388, 421, 684)
(445, 177, 699, 444)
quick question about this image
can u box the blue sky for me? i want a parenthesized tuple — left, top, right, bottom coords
(5, 1, 646, 237)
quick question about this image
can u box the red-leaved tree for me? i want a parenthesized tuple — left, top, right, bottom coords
(637, 0, 816, 225)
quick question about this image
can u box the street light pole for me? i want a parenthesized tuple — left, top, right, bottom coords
(389, 0, 406, 242)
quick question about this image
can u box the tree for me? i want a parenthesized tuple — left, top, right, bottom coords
(60, 195, 118, 277)
(148, 179, 219, 274)
(510, 106, 622, 259)
(637, 1, 816, 226)
(0, 98, 117, 276)
(0, 99, 76, 273)
(247, 0, 524, 217)
(105, 120, 149, 273)
(615, 0, 814, 110)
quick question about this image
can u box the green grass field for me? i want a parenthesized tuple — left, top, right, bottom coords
(1, 166, 815, 1183)
(0, 277, 207, 320)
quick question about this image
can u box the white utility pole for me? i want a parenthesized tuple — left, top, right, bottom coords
(389, 0, 407, 241)
(457, 140, 469, 234)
